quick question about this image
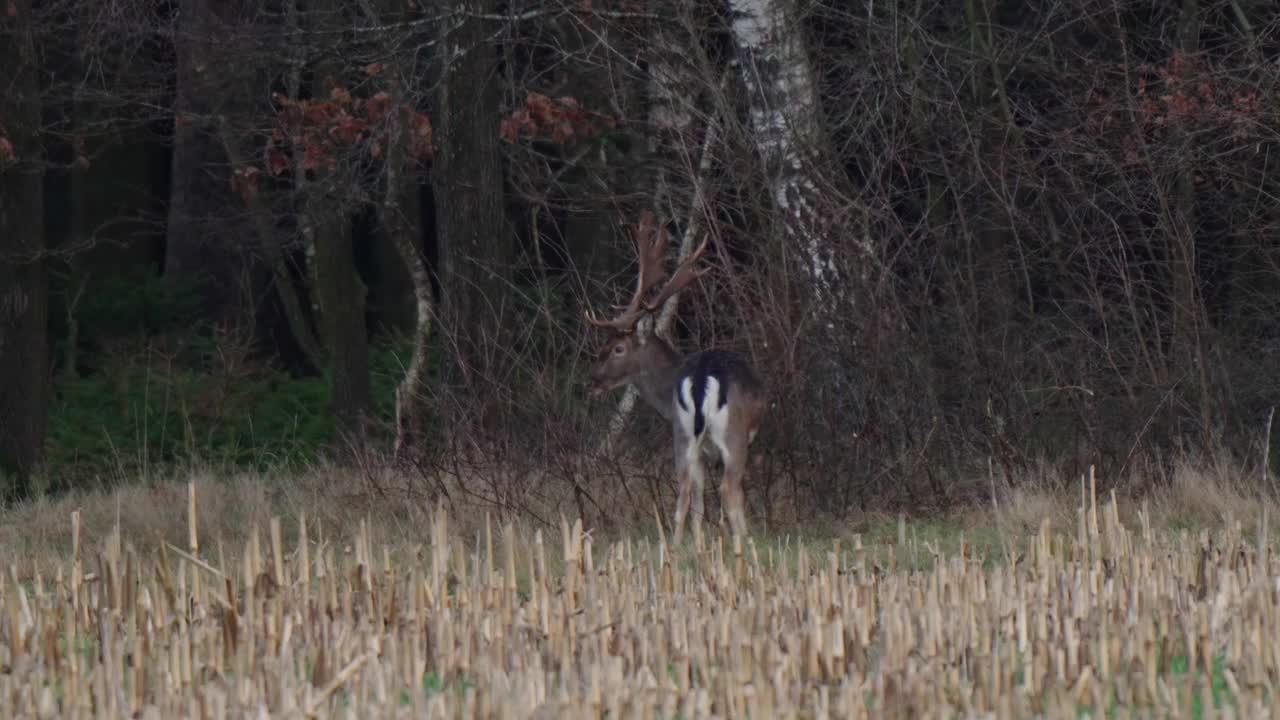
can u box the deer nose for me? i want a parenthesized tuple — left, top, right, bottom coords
(587, 371, 607, 396)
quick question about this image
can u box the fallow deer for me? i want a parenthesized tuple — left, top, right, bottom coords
(585, 212, 766, 543)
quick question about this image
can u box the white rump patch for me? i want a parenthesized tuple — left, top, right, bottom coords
(701, 377, 733, 464)
(677, 377, 699, 443)
(676, 376, 735, 463)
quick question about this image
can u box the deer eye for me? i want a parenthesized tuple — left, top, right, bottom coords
(612, 344, 626, 356)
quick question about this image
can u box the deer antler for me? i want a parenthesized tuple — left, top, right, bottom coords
(643, 234, 710, 313)
(584, 211, 709, 332)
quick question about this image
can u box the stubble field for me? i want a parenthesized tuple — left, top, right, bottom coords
(0, 477, 1277, 719)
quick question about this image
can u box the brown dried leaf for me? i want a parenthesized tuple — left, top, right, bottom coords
(499, 117, 518, 144)
(266, 146, 290, 176)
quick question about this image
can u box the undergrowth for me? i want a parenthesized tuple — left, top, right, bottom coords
(44, 340, 412, 491)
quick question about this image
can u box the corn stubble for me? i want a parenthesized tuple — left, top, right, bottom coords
(1, 481, 1278, 719)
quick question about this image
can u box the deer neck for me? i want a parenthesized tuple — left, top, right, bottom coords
(633, 335, 684, 422)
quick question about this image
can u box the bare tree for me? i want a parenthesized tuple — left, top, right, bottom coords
(726, 0, 851, 309)
(166, 0, 260, 325)
(433, 0, 515, 390)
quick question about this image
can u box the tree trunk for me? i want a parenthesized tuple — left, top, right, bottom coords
(310, 188, 372, 445)
(217, 122, 328, 374)
(385, 94, 433, 462)
(62, 13, 90, 383)
(349, 1, 418, 340)
(289, 0, 372, 447)
(165, 0, 251, 325)
(647, 6, 701, 217)
(346, 0, 434, 461)
(558, 14, 628, 283)
(369, 217, 417, 336)
(1171, 0, 1214, 447)
(0, 0, 50, 498)
(432, 0, 513, 387)
(726, 0, 845, 307)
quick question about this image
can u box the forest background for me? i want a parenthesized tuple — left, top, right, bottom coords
(2, 0, 1279, 530)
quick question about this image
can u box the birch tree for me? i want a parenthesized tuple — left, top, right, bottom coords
(727, 0, 847, 310)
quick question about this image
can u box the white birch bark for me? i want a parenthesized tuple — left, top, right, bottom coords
(728, 0, 843, 308)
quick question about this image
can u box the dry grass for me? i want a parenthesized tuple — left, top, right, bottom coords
(0, 463, 1279, 717)
(0, 468, 432, 579)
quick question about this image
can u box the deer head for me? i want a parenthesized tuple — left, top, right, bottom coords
(584, 211, 709, 398)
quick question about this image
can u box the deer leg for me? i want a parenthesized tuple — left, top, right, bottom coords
(672, 469, 690, 546)
(689, 448, 706, 528)
(674, 450, 706, 545)
(728, 399, 767, 538)
(721, 451, 748, 538)
(671, 431, 696, 545)
(711, 415, 754, 539)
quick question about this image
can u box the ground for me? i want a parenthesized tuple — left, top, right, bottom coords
(0, 458, 1274, 717)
